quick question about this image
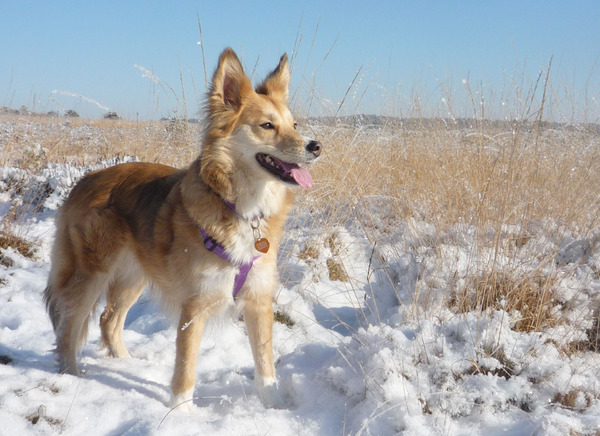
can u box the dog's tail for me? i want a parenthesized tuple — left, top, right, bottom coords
(43, 283, 60, 333)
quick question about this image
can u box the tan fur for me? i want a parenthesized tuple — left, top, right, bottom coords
(44, 48, 320, 409)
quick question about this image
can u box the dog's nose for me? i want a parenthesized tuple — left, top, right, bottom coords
(306, 140, 322, 158)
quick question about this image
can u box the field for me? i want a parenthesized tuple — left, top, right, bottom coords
(0, 111, 599, 435)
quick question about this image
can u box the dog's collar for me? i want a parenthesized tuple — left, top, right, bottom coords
(196, 197, 266, 297)
(222, 199, 238, 214)
(198, 225, 262, 298)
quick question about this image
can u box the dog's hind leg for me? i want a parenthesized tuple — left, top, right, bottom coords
(48, 196, 131, 375)
(100, 275, 146, 358)
(54, 273, 109, 375)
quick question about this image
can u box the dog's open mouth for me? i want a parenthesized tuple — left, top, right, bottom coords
(255, 153, 313, 188)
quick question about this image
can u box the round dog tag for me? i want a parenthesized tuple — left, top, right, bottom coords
(254, 238, 270, 253)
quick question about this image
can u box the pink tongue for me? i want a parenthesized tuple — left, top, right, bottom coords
(291, 167, 313, 188)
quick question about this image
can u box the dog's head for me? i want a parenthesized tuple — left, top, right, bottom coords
(201, 48, 321, 201)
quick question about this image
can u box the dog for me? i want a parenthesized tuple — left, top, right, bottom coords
(43, 47, 321, 410)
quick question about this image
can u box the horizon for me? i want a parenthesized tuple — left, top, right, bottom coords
(5, 106, 600, 130)
(2, 1, 599, 123)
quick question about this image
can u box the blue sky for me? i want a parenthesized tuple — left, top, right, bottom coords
(2, 1, 599, 121)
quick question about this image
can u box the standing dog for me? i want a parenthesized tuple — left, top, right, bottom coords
(44, 48, 321, 409)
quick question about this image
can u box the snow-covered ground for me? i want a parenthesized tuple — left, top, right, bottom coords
(1, 161, 599, 435)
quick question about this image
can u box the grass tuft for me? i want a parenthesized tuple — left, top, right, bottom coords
(552, 388, 598, 411)
(452, 271, 559, 333)
(298, 242, 320, 263)
(326, 258, 348, 282)
(274, 310, 295, 328)
(0, 231, 36, 259)
(566, 313, 600, 353)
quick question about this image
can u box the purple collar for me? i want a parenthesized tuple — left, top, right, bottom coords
(198, 201, 263, 297)
(222, 199, 238, 214)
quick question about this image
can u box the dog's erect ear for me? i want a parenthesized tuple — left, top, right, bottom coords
(210, 48, 252, 110)
(256, 53, 290, 100)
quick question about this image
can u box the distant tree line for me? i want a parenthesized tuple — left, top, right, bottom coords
(0, 106, 123, 120)
(2, 106, 598, 133)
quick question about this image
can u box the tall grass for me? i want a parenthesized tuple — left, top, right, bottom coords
(0, 115, 199, 169)
(288, 66, 600, 351)
(294, 116, 599, 336)
(306, 118, 600, 233)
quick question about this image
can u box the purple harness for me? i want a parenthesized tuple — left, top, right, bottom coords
(198, 201, 263, 298)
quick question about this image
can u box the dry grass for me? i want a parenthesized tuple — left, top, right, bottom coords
(306, 120, 600, 234)
(298, 117, 600, 339)
(567, 313, 600, 353)
(4, 114, 599, 240)
(326, 258, 348, 282)
(298, 242, 320, 263)
(0, 114, 200, 169)
(463, 346, 515, 380)
(0, 231, 36, 259)
(451, 270, 559, 333)
(273, 310, 296, 328)
(553, 387, 598, 411)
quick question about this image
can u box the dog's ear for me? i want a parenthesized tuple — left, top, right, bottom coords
(209, 48, 252, 111)
(256, 53, 290, 100)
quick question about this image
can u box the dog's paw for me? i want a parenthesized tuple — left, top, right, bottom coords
(255, 374, 286, 409)
(58, 355, 82, 376)
(169, 389, 195, 413)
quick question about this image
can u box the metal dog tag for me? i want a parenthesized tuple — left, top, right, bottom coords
(254, 238, 270, 253)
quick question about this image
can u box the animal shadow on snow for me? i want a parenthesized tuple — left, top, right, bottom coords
(86, 297, 261, 409)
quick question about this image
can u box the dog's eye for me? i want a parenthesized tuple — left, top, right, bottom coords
(293, 122, 298, 130)
(260, 122, 275, 130)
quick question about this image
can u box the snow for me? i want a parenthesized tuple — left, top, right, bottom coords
(1, 162, 599, 435)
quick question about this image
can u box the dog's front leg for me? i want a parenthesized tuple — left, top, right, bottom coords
(244, 293, 285, 408)
(170, 296, 212, 412)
